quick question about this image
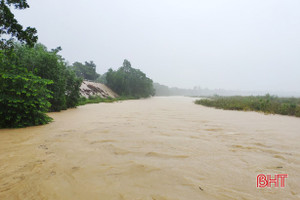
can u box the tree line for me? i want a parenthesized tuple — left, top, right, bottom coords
(71, 59, 154, 99)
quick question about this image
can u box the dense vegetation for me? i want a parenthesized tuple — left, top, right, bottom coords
(0, 50, 53, 127)
(13, 44, 82, 111)
(195, 95, 300, 117)
(0, 44, 83, 128)
(0, 0, 155, 128)
(1, 44, 155, 128)
(106, 60, 154, 98)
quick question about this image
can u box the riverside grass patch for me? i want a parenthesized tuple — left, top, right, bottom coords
(195, 95, 300, 117)
(77, 95, 137, 106)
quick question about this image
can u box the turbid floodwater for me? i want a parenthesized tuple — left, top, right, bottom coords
(0, 97, 299, 200)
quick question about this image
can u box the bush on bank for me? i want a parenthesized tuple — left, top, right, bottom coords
(13, 44, 82, 111)
(0, 51, 53, 128)
(0, 43, 82, 128)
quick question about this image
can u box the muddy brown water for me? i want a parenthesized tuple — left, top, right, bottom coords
(0, 97, 299, 200)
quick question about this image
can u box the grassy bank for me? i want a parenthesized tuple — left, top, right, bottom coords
(195, 95, 300, 117)
(77, 96, 137, 106)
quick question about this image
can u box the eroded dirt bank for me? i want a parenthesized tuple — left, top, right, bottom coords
(0, 97, 299, 200)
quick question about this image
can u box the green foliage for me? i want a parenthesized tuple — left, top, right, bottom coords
(195, 95, 300, 117)
(0, 51, 52, 128)
(0, 43, 83, 128)
(13, 43, 82, 111)
(65, 68, 82, 108)
(295, 106, 300, 117)
(0, 0, 38, 49)
(71, 61, 99, 81)
(77, 95, 132, 106)
(106, 60, 154, 98)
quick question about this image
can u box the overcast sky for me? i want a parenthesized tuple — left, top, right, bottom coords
(14, 0, 300, 92)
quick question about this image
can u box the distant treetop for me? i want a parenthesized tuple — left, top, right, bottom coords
(0, 0, 38, 49)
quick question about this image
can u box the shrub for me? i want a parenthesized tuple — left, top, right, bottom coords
(0, 51, 53, 128)
(13, 43, 82, 111)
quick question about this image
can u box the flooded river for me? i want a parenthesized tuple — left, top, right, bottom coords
(0, 97, 299, 200)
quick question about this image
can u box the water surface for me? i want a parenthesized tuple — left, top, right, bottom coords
(0, 97, 299, 199)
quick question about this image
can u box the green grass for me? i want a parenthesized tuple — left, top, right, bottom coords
(77, 95, 138, 106)
(195, 94, 300, 117)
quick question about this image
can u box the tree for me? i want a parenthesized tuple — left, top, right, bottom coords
(0, 0, 38, 49)
(71, 61, 99, 81)
(106, 59, 154, 98)
(0, 1, 52, 128)
(13, 44, 67, 111)
(0, 1, 82, 128)
(65, 68, 82, 108)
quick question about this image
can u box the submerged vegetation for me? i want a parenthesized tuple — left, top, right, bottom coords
(195, 95, 300, 117)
